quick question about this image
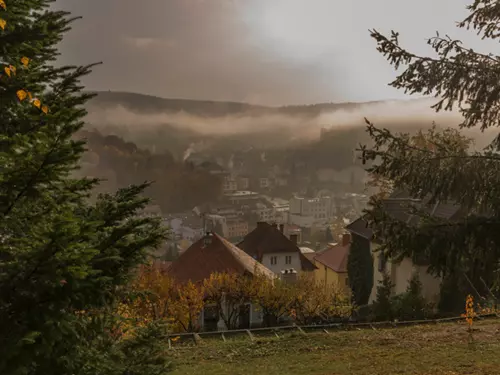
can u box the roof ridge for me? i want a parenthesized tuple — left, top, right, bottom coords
(213, 233, 275, 278)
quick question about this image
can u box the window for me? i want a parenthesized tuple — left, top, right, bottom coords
(345, 277, 349, 286)
(285, 255, 292, 265)
(270, 256, 277, 265)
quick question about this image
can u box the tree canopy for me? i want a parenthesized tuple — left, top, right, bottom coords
(361, 0, 500, 296)
(0, 1, 169, 373)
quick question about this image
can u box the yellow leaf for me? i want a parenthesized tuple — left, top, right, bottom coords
(27, 91, 32, 100)
(33, 99, 41, 109)
(0, 19, 5, 31)
(4, 66, 10, 77)
(16, 90, 27, 101)
(41, 105, 49, 114)
(21, 57, 30, 67)
(0, 0, 5, 10)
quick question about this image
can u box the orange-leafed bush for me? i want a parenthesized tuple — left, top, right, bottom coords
(120, 264, 204, 333)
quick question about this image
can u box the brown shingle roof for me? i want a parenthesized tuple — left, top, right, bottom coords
(346, 217, 372, 240)
(313, 243, 350, 273)
(346, 189, 462, 240)
(237, 222, 317, 271)
(167, 232, 275, 284)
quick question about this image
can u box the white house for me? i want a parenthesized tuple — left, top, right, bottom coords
(345, 191, 462, 304)
(237, 222, 317, 275)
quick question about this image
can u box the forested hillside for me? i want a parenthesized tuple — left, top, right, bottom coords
(76, 129, 222, 213)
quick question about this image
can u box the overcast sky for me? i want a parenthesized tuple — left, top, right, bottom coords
(56, 0, 494, 106)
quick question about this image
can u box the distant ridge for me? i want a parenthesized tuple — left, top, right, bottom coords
(85, 90, 410, 117)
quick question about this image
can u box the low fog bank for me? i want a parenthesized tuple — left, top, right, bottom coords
(84, 94, 497, 157)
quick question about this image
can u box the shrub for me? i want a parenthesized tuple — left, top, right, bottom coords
(372, 271, 394, 321)
(393, 273, 431, 321)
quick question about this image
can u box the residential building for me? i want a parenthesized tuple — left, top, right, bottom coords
(167, 232, 275, 330)
(259, 177, 271, 189)
(195, 160, 228, 176)
(274, 175, 288, 187)
(255, 201, 275, 222)
(288, 195, 333, 227)
(237, 222, 317, 274)
(284, 224, 303, 244)
(224, 190, 260, 205)
(237, 175, 250, 190)
(263, 196, 289, 223)
(210, 205, 242, 220)
(345, 190, 460, 304)
(226, 218, 249, 240)
(289, 195, 332, 220)
(307, 233, 351, 296)
(164, 212, 204, 242)
(222, 174, 238, 193)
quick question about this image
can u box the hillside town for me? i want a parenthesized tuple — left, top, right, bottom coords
(150, 154, 369, 256)
(5, 0, 500, 374)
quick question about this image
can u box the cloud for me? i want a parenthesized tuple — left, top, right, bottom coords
(55, 0, 496, 106)
(84, 97, 466, 139)
(123, 37, 177, 49)
(55, 0, 344, 106)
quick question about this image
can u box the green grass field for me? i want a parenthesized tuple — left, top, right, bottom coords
(169, 319, 500, 375)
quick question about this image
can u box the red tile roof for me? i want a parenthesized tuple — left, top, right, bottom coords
(313, 243, 350, 273)
(237, 222, 317, 271)
(167, 232, 275, 284)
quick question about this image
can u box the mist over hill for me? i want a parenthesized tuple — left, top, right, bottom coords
(83, 91, 495, 164)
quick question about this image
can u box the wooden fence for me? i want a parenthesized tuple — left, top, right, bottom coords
(165, 313, 499, 347)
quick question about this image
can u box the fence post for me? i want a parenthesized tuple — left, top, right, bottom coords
(294, 324, 306, 335)
(193, 333, 202, 345)
(246, 329, 254, 341)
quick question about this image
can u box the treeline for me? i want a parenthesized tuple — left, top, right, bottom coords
(77, 129, 222, 213)
(119, 266, 352, 334)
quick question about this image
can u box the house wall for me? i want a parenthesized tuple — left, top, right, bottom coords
(369, 242, 384, 303)
(262, 252, 301, 274)
(313, 261, 351, 296)
(369, 242, 441, 304)
(200, 302, 264, 331)
(250, 303, 263, 327)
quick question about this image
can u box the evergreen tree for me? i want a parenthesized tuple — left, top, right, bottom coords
(360, 0, 500, 296)
(347, 235, 374, 306)
(0, 1, 168, 374)
(395, 273, 429, 321)
(372, 271, 394, 321)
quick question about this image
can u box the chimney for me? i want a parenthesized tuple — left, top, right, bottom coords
(342, 232, 351, 247)
(203, 232, 213, 247)
(280, 268, 298, 284)
(279, 224, 285, 233)
(290, 234, 298, 245)
(257, 221, 266, 228)
(271, 223, 278, 230)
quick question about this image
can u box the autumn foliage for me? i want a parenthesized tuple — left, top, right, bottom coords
(121, 265, 204, 334)
(120, 266, 352, 334)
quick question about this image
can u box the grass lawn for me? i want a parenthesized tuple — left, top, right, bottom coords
(169, 319, 500, 375)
